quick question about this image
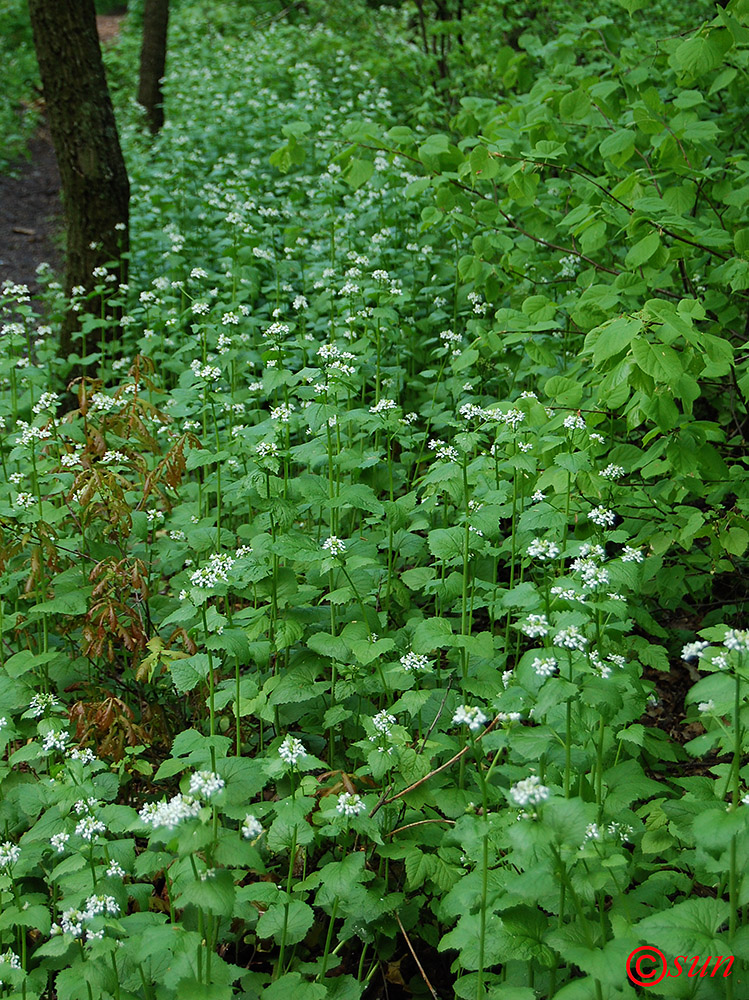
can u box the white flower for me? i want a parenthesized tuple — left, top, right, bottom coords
(189, 552, 235, 592)
(521, 614, 550, 638)
(532, 656, 558, 677)
(621, 546, 643, 563)
(43, 729, 71, 752)
(369, 398, 397, 415)
(724, 629, 749, 653)
(509, 775, 550, 806)
(583, 823, 601, 842)
(69, 747, 97, 765)
(32, 391, 59, 415)
(51, 832, 70, 853)
(531, 490, 546, 503)
(452, 705, 488, 731)
(336, 792, 366, 817)
(322, 536, 346, 556)
(526, 538, 560, 560)
(270, 402, 294, 422)
(14, 492, 36, 509)
(0, 842, 21, 868)
(0, 950, 21, 969)
(588, 506, 616, 527)
(101, 450, 127, 464)
(189, 771, 225, 799)
(554, 626, 588, 650)
(189, 360, 221, 381)
(681, 641, 709, 662)
(278, 735, 307, 766)
(698, 700, 715, 713)
(75, 816, 106, 841)
(400, 651, 430, 672)
(600, 464, 625, 479)
(241, 815, 263, 840)
(496, 712, 522, 723)
(372, 710, 396, 735)
(139, 794, 202, 830)
(563, 414, 585, 430)
(105, 860, 125, 877)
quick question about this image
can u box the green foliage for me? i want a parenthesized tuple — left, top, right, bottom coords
(2, 0, 749, 997)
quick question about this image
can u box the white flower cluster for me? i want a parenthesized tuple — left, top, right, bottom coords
(15, 421, 52, 446)
(532, 656, 558, 677)
(101, 450, 127, 464)
(400, 651, 430, 672)
(0, 842, 21, 869)
(189, 552, 235, 590)
(32, 391, 59, 415)
(0, 950, 21, 969)
(724, 629, 749, 653)
(270, 402, 295, 422)
(242, 814, 263, 840)
(621, 546, 644, 563)
(256, 441, 278, 458)
(427, 436, 461, 464)
(509, 775, 550, 807)
(43, 729, 71, 753)
(322, 535, 346, 556)
(452, 705, 488, 731)
(521, 614, 549, 638)
(190, 359, 221, 381)
(51, 894, 119, 941)
(600, 464, 625, 479)
(527, 538, 560, 560)
(90, 392, 118, 413)
(681, 641, 708, 662)
(371, 710, 396, 736)
(337, 792, 366, 817)
(278, 735, 307, 766)
(188, 771, 225, 799)
(554, 626, 589, 650)
(369, 398, 397, 414)
(588, 506, 616, 528)
(563, 414, 585, 430)
(139, 794, 202, 830)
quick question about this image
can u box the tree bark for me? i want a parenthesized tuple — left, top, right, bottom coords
(27, 0, 129, 360)
(137, 0, 169, 134)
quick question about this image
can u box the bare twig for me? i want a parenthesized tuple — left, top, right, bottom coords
(370, 713, 503, 818)
(395, 912, 440, 1000)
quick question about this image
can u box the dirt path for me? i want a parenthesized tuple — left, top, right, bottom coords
(0, 13, 125, 297)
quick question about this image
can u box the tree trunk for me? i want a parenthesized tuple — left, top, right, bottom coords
(137, 0, 170, 134)
(27, 0, 129, 360)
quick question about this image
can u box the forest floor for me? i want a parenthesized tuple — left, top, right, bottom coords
(0, 13, 124, 296)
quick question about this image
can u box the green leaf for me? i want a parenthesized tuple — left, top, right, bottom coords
(176, 868, 236, 916)
(587, 316, 642, 366)
(631, 338, 684, 383)
(625, 231, 660, 269)
(599, 129, 635, 163)
(411, 616, 454, 652)
(256, 900, 314, 945)
(636, 898, 730, 955)
(342, 158, 373, 189)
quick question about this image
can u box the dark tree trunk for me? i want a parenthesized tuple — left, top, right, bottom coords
(27, 0, 129, 360)
(137, 0, 169, 134)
